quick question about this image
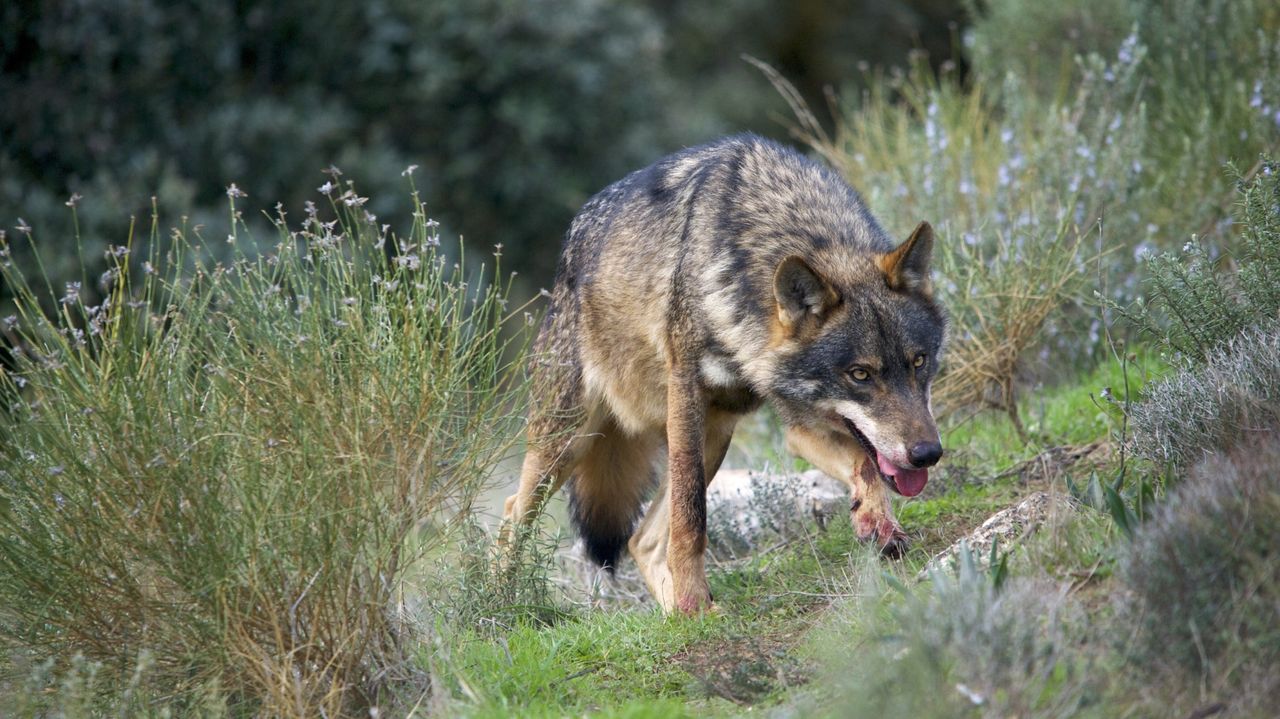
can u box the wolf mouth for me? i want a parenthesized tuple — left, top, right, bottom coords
(841, 417, 928, 497)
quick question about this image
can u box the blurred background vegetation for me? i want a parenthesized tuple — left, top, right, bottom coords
(1, 0, 963, 295)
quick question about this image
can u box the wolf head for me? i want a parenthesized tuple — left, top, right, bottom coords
(765, 222, 946, 497)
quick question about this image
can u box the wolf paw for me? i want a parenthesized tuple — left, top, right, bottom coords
(877, 528, 909, 558)
(852, 500, 909, 558)
(675, 589, 718, 615)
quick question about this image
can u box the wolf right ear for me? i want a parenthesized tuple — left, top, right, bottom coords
(774, 256, 839, 331)
(879, 221, 934, 295)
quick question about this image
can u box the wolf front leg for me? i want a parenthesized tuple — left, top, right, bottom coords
(664, 367, 713, 614)
(783, 424, 908, 556)
(630, 410, 737, 612)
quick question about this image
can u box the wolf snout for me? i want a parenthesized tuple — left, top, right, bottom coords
(908, 441, 943, 468)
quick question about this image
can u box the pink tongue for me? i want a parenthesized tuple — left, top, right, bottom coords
(877, 455, 929, 497)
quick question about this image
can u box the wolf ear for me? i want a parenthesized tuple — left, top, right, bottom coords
(879, 221, 934, 295)
(774, 255, 839, 331)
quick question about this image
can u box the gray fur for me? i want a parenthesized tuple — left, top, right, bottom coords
(505, 133, 948, 609)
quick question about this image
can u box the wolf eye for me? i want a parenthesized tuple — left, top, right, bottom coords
(849, 367, 871, 382)
(913, 353, 927, 368)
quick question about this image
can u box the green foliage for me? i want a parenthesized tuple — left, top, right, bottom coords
(0, 0, 673, 291)
(1130, 0, 1280, 233)
(658, 0, 963, 134)
(405, 0, 673, 282)
(416, 520, 569, 635)
(0, 0, 968, 301)
(964, 0, 1138, 97)
(1121, 158, 1280, 361)
(0, 187, 529, 714)
(1119, 436, 1280, 713)
(1121, 159, 1280, 468)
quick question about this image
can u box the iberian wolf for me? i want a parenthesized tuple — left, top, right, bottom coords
(502, 134, 946, 613)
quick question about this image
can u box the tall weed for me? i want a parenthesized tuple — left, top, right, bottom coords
(0, 182, 530, 714)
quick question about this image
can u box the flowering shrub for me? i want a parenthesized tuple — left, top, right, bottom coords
(0, 178, 529, 714)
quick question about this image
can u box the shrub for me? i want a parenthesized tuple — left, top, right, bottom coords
(1128, 322, 1280, 466)
(1124, 160, 1280, 466)
(1129, 0, 1280, 235)
(1118, 435, 1280, 714)
(808, 552, 1098, 718)
(412, 520, 567, 636)
(964, 0, 1137, 98)
(968, 0, 1280, 240)
(0, 0, 674, 294)
(1121, 157, 1280, 362)
(0, 184, 530, 714)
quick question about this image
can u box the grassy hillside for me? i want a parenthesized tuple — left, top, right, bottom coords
(2, 0, 1279, 716)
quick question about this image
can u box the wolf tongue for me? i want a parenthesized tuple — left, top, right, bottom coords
(876, 455, 928, 497)
(894, 467, 928, 496)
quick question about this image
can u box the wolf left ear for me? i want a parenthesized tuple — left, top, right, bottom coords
(774, 255, 839, 331)
(879, 221, 934, 295)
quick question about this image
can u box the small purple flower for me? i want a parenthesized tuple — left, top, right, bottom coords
(60, 281, 82, 305)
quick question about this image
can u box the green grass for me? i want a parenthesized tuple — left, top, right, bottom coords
(432, 518, 873, 717)
(942, 349, 1166, 469)
(441, 613, 728, 716)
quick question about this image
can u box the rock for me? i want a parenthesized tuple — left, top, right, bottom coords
(706, 468, 848, 550)
(561, 468, 850, 606)
(919, 491, 1077, 580)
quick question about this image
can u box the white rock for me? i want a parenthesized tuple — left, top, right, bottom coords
(707, 468, 848, 547)
(920, 491, 1077, 579)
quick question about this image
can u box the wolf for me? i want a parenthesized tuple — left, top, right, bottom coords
(501, 134, 946, 614)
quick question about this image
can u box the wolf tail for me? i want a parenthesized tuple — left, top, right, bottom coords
(566, 422, 659, 571)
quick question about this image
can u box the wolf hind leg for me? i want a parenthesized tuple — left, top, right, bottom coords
(629, 411, 738, 612)
(568, 416, 663, 571)
(499, 397, 601, 556)
(502, 427, 593, 533)
(500, 296, 596, 550)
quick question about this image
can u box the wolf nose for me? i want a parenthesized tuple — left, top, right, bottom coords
(908, 441, 943, 468)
